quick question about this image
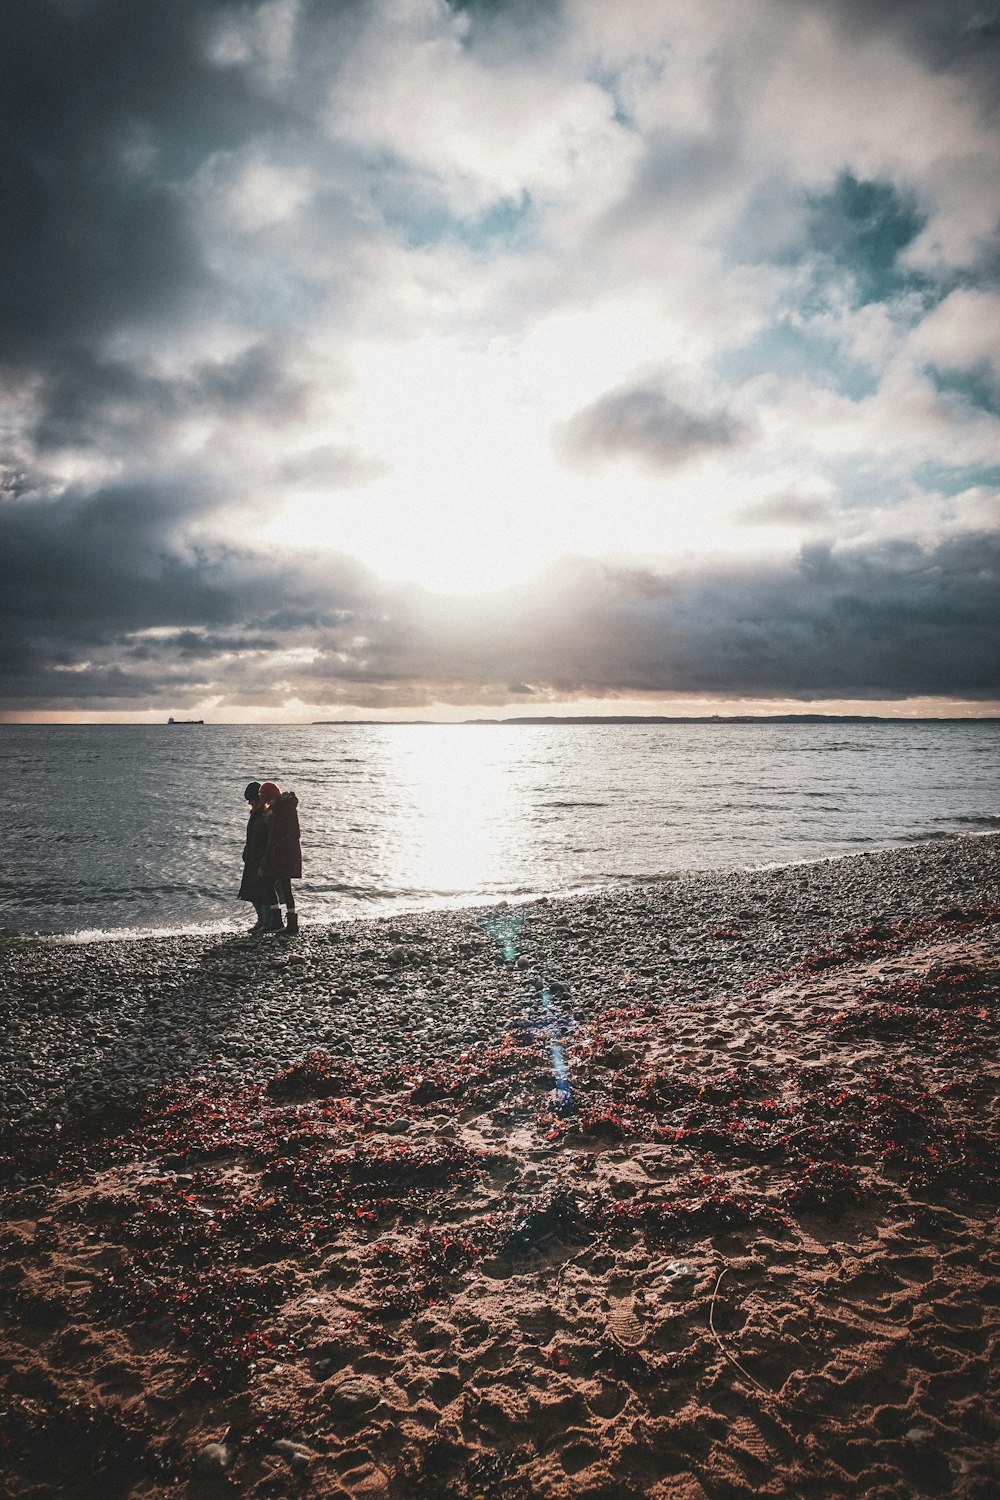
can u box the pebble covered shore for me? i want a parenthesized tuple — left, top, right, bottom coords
(3, 835, 998, 1138)
(1, 835, 999, 1500)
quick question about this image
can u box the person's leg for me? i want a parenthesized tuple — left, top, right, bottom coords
(273, 876, 296, 933)
(263, 879, 282, 930)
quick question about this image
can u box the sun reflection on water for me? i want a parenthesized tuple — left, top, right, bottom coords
(380, 726, 526, 896)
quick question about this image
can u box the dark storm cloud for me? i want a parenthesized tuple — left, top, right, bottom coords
(0, 470, 384, 707)
(5, 477, 995, 708)
(1, 480, 241, 646)
(288, 532, 1000, 705)
(602, 533, 1000, 699)
(31, 341, 309, 451)
(447, 0, 563, 41)
(466, 534, 1000, 702)
(128, 631, 282, 661)
(0, 0, 283, 359)
(557, 380, 749, 472)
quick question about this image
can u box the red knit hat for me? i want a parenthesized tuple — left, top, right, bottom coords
(259, 781, 281, 804)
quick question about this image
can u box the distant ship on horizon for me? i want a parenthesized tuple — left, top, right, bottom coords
(167, 716, 205, 725)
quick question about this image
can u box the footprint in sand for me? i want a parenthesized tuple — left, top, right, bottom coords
(608, 1289, 645, 1348)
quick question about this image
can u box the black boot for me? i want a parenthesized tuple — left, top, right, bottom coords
(268, 909, 285, 931)
(285, 911, 299, 935)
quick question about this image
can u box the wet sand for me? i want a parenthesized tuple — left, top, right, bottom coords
(1, 836, 999, 1498)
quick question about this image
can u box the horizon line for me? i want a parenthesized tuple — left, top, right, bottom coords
(5, 712, 1000, 727)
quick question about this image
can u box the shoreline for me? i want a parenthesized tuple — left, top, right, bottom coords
(8, 826, 1000, 949)
(1, 834, 999, 1497)
(3, 833, 999, 1134)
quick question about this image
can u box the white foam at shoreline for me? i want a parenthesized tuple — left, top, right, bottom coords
(30, 829, 999, 946)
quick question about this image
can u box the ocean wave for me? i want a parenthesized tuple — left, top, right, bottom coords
(540, 800, 609, 809)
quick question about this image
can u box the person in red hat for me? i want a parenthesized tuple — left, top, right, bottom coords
(258, 780, 302, 933)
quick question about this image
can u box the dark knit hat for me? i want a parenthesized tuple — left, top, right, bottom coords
(244, 781, 262, 802)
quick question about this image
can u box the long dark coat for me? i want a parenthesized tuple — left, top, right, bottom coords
(261, 791, 302, 879)
(238, 806, 271, 902)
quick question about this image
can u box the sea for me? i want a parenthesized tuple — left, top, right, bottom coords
(2, 721, 998, 939)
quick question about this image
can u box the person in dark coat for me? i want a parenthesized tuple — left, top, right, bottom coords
(258, 780, 302, 933)
(238, 781, 273, 932)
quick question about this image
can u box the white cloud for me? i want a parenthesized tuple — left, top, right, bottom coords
(328, 0, 634, 220)
(902, 288, 1000, 376)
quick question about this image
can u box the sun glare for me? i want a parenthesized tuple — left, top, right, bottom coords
(266, 317, 756, 594)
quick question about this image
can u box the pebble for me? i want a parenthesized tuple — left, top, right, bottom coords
(325, 1375, 382, 1418)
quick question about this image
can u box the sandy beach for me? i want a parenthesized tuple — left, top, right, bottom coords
(1, 835, 999, 1499)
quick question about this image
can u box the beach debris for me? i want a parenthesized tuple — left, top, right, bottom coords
(272, 1438, 314, 1470)
(265, 1052, 365, 1100)
(782, 1160, 864, 1220)
(708, 1267, 769, 1394)
(661, 1258, 699, 1286)
(820, 960, 998, 1055)
(192, 1440, 234, 1478)
(747, 905, 1000, 996)
(593, 1179, 786, 1241)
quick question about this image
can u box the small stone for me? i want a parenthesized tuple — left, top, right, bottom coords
(286, 953, 307, 966)
(385, 1118, 411, 1134)
(192, 1440, 233, 1478)
(325, 1375, 381, 1418)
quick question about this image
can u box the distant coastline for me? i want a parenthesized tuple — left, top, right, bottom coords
(3, 714, 998, 729)
(312, 713, 1000, 725)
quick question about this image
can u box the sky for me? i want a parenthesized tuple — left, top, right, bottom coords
(2, 0, 999, 722)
